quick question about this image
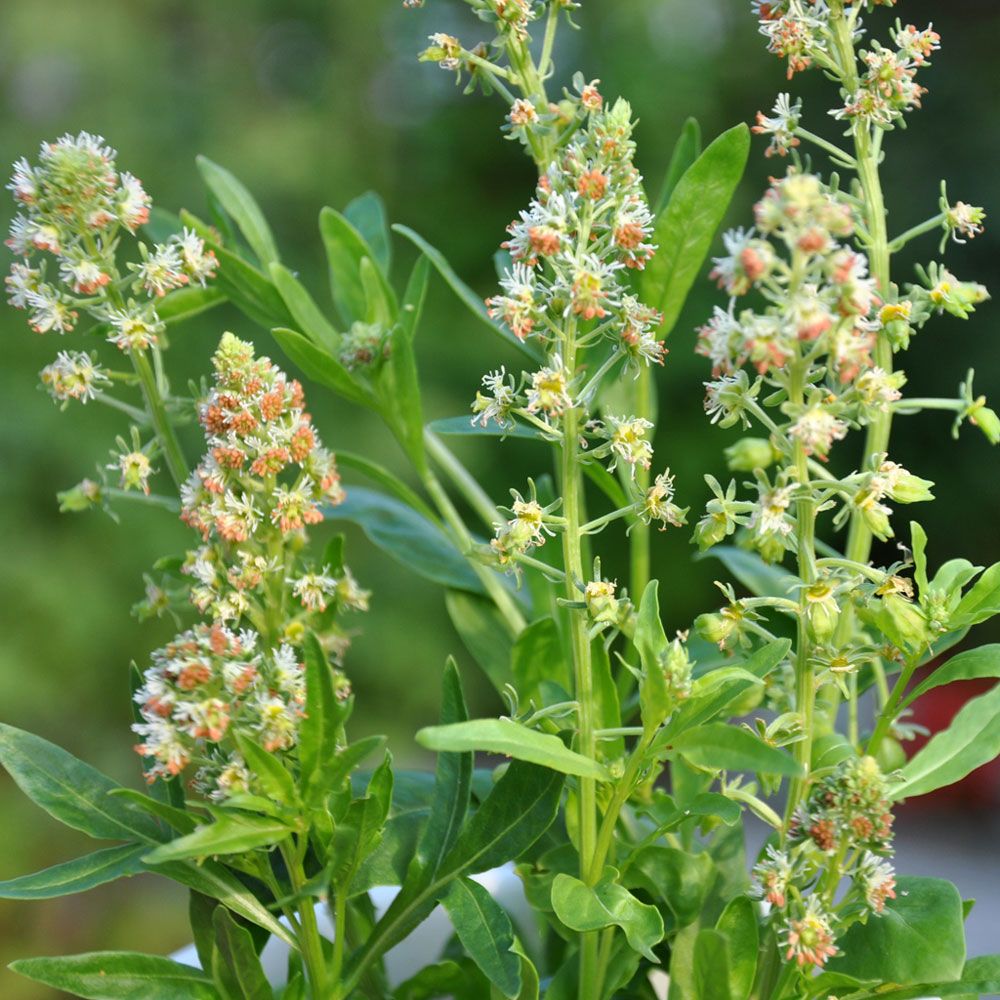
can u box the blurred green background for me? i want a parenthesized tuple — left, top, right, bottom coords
(1, 0, 997, 995)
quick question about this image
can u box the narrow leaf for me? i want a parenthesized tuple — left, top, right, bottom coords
(0, 724, 163, 843)
(212, 908, 272, 1000)
(142, 813, 291, 864)
(197, 156, 279, 266)
(0, 844, 146, 900)
(269, 263, 339, 352)
(392, 224, 541, 362)
(440, 878, 521, 998)
(668, 723, 801, 776)
(901, 643, 1000, 711)
(10, 952, 218, 1000)
(345, 190, 392, 273)
(270, 327, 377, 410)
(653, 117, 702, 215)
(417, 718, 609, 781)
(641, 123, 751, 336)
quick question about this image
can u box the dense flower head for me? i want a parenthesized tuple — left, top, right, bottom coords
(181, 333, 344, 543)
(792, 755, 895, 856)
(780, 896, 838, 968)
(132, 622, 348, 797)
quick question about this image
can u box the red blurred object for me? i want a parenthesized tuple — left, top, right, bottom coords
(905, 672, 1000, 808)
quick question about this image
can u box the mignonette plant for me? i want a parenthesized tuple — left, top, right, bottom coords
(2, 1, 1000, 999)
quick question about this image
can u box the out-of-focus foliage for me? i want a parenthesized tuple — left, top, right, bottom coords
(0, 0, 996, 995)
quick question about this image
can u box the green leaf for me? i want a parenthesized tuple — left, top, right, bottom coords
(400, 254, 430, 342)
(180, 213, 291, 329)
(0, 723, 164, 843)
(551, 867, 664, 962)
(379, 323, 426, 471)
(345, 762, 563, 981)
(331, 487, 484, 593)
(154, 859, 294, 946)
(299, 631, 344, 803)
(669, 723, 802, 776)
(911, 521, 929, 595)
(320, 206, 397, 327)
(211, 908, 272, 1000)
(693, 928, 732, 1000)
(269, 263, 339, 352)
(715, 896, 758, 1000)
(511, 617, 569, 707)
(894, 681, 1000, 799)
(234, 734, 298, 805)
(827, 876, 966, 985)
(623, 845, 715, 929)
(636, 580, 671, 732)
(345, 190, 392, 273)
(867, 955, 1000, 1000)
(143, 813, 291, 864)
(412, 659, 473, 882)
(107, 788, 196, 834)
(10, 952, 219, 1000)
(393, 960, 489, 1000)
(428, 416, 542, 441)
(950, 562, 1000, 628)
(0, 844, 146, 900)
(350, 807, 428, 897)
(653, 116, 702, 216)
(441, 878, 522, 998)
(197, 156, 279, 267)
(332, 753, 394, 889)
(335, 450, 438, 523)
(392, 224, 541, 362)
(901, 643, 1000, 710)
(446, 590, 517, 691)
(417, 718, 609, 781)
(641, 123, 750, 336)
(271, 327, 377, 410)
(699, 546, 795, 601)
(156, 285, 227, 325)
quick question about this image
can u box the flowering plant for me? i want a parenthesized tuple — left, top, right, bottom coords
(3, 2, 1000, 999)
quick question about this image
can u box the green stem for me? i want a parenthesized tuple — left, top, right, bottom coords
(281, 841, 329, 999)
(785, 364, 818, 825)
(630, 365, 653, 601)
(331, 891, 348, 996)
(560, 318, 601, 999)
(424, 429, 503, 530)
(130, 348, 189, 490)
(867, 655, 919, 756)
(888, 213, 946, 253)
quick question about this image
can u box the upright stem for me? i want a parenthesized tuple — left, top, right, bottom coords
(630, 365, 653, 600)
(561, 319, 601, 997)
(785, 364, 818, 823)
(281, 841, 329, 999)
(827, 2, 894, 731)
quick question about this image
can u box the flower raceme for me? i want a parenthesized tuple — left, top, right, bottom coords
(5, 131, 216, 356)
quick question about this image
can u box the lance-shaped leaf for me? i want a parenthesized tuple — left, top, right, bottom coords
(417, 718, 609, 781)
(156, 285, 227, 326)
(440, 877, 522, 998)
(0, 723, 164, 843)
(893, 681, 1000, 799)
(446, 590, 517, 692)
(344, 762, 563, 986)
(330, 487, 484, 593)
(336, 450, 438, 522)
(393, 224, 542, 362)
(827, 876, 965, 985)
(320, 206, 397, 327)
(142, 813, 291, 865)
(653, 117, 702, 215)
(635, 580, 670, 732)
(641, 123, 750, 336)
(211, 908, 272, 1000)
(715, 896, 758, 1000)
(900, 643, 1000, 710)
(269, 263, 339, 352)
(9, 952, 219, 1000)
(197, 156, 279, 267)
(345, 190, 392, 273)
(411, 659, 473, 882)
(298, 631, 346, 802)
(271, 327, 377, 411)
(668, 722, 801, 776)
(950, 562, 1000, 628)
(551, 867, 664, 962)
(0, 844, 147, 900)
(400, 253, 430, 341)
(379, 323, 426, 472)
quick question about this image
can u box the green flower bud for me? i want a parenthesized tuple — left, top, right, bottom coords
(886, 471, 934, 504)
(969, 402, 1000, 445)
(584, 579, 620, 625)
(724, 436, 776, 472)
(882, 592, 932, 652)
(694, 611, 732, 647)
(57, 478, 103, 513)
(693, 512, 730, 551)
(662, 639, 693, 701)
(805, 581, 840, 644)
